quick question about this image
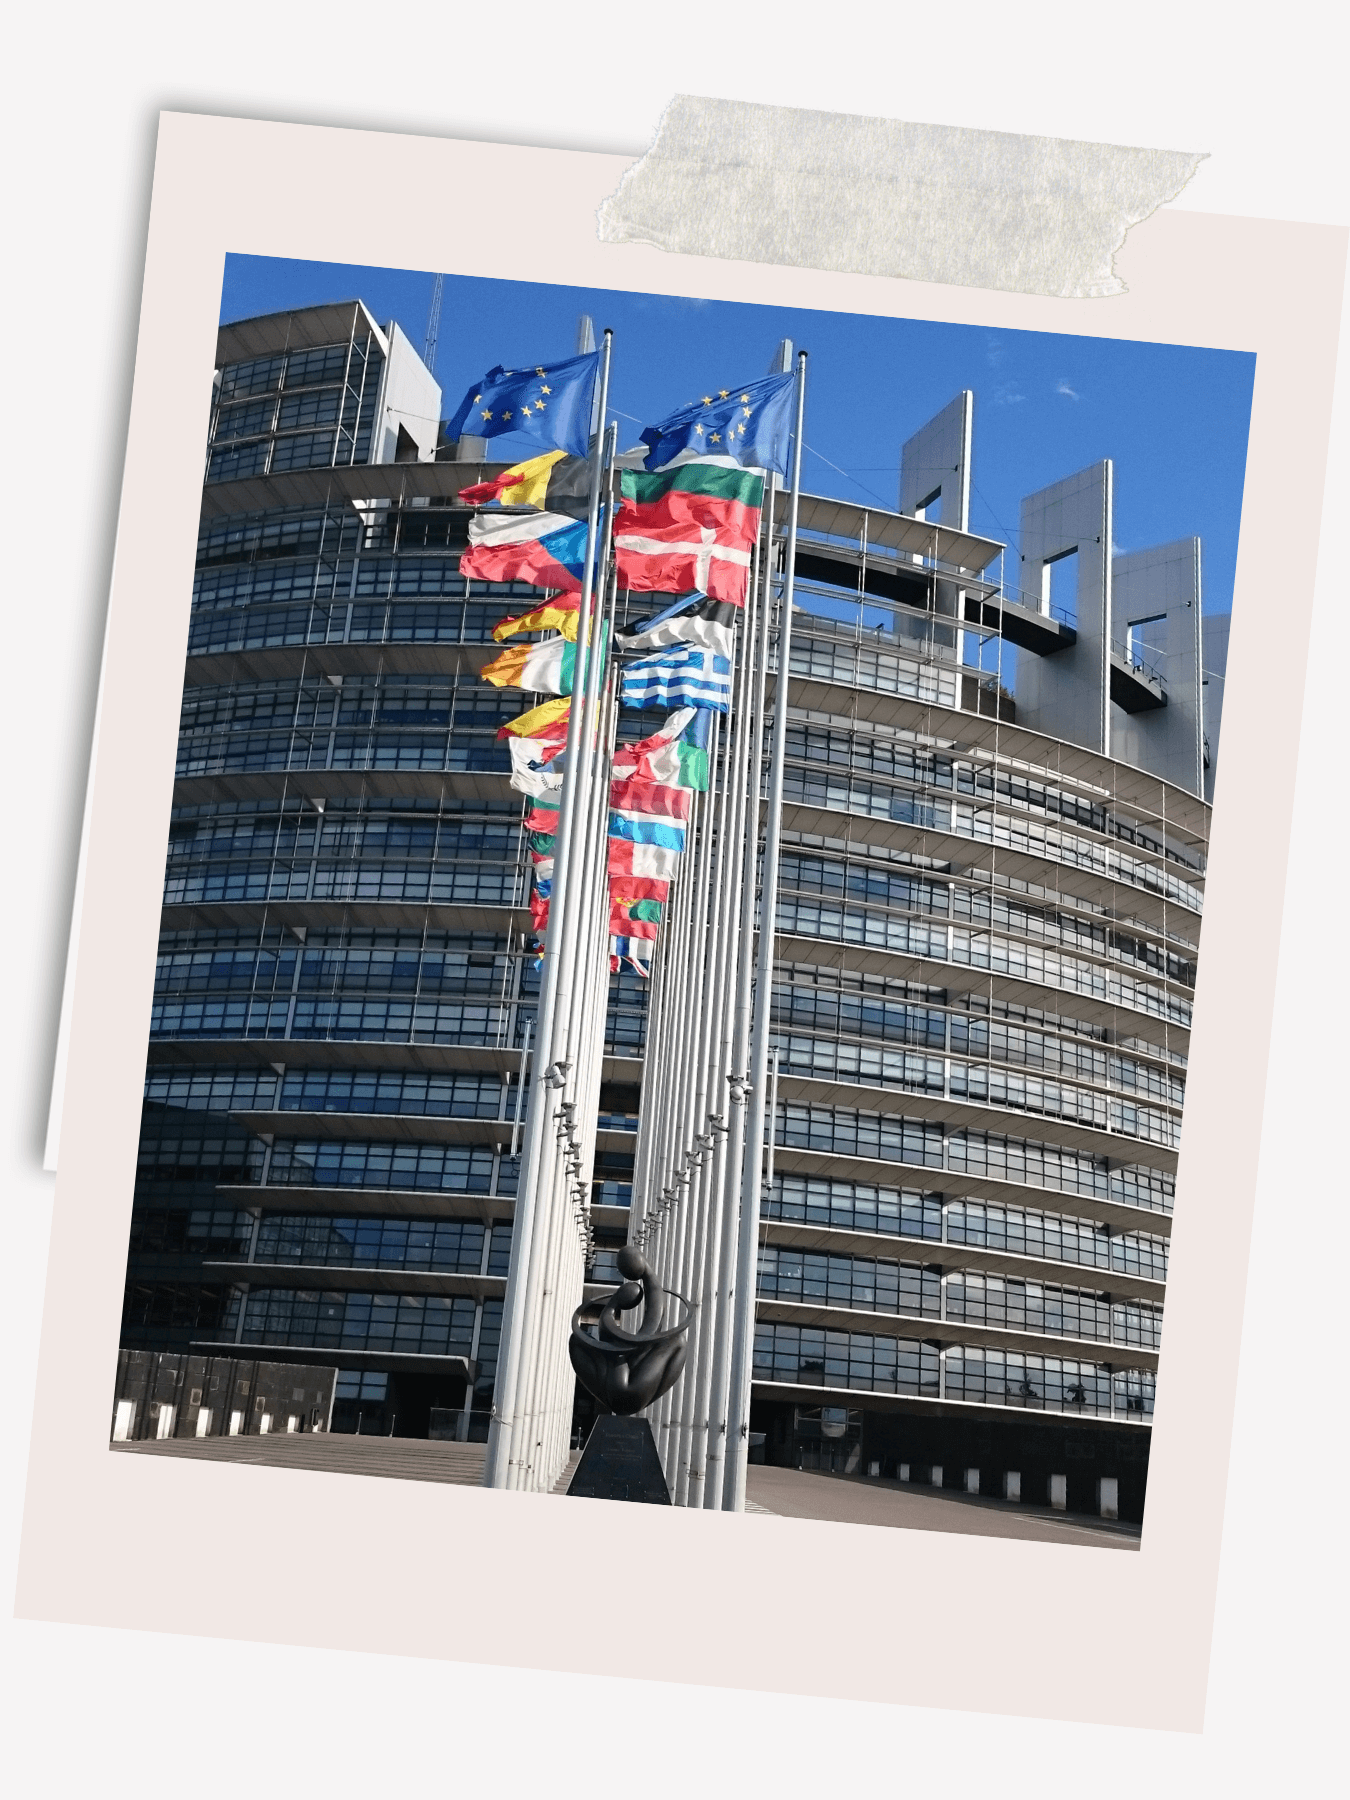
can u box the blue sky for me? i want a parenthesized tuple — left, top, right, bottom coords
(222, 255, 1255, 618)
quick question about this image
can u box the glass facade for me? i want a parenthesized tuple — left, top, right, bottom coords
(120, 302, 1198, 1517)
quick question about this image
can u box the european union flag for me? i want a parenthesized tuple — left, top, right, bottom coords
(445, 351, 600, 459)
(639, 371, 796, 476)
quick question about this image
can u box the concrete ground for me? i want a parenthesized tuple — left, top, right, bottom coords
(113, 1437, 1139, 1546)
(745, 1463, 1140, 1548)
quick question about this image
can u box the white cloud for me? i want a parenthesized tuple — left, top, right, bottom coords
(993, 383, 1025, 406)
(1055, 379, 1080, 400)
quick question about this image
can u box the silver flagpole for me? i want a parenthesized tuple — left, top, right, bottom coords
(705, 472, 777, 1506)
(511, 428, 618, 1486)
(724, 351, 807, 1512)
(685, 543, 759, 1500)
(483, 333, 612, 1488)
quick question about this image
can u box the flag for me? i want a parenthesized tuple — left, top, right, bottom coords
(620, 644, 731, 713)
(507, 736, 564, 798)
(609, 775, 692, 821)
(639, 373, 795, 475)
(614, 707, 710, 791)
(524, 801, 561, 836)
(616, 592, 738, 660)
(498, 697, 571, 753)
(606, 875, 669, 903)
(611, 937, 655, 977)
(481, 638, 576, 695)
(492, 596, 581, 642)
(529, 890, 551, 933)
(615, 461, 764, 606)
(459, 449, 594, 520)
(460, 511, 588, 593)
(608, 809, 687, 853)
(609, 897, 663, 939)
(608, 838, 682, 882)
(445, 352, 600, 459)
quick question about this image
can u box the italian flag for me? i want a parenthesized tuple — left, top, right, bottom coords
(615, 460, 764, 607)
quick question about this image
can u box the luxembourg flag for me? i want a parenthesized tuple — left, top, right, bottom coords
(459, 510, 589, 593)
(608, 809, 687, 853)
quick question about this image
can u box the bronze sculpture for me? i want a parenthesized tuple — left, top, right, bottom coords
(568, 1245, 692, 1415)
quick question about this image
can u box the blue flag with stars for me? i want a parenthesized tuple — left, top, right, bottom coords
(639, 371, 796, 476)
(445, 351, 600, 459)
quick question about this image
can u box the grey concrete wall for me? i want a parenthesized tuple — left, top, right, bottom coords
(1201, 610, 1231, 805)
(899, 391, 972, 530)
(1013, 462, 1112, 754)
(1111, 538, 1204, 796)
(374, 321, 442, 463)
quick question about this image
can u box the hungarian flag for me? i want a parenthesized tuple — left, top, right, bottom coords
(615, 460, 764, 607)
(481, 637, 576, 694)
(460, 449, 592, 520)
(460, 510, 588, 593)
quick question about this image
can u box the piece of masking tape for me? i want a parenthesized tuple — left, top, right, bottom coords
(597, 97, 1206, 299)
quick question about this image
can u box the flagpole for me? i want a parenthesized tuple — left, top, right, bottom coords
(484, 332, 612, 1489)
(705, 471, 777, 1506)
(685, 537, 759, 1502)
(724, 350, 808, 1512)
(510, 422, 618, 1488)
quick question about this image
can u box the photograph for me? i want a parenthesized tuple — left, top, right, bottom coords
(106, 250, 1255, 1548)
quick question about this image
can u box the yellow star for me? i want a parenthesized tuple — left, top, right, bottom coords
(740, 393, 750, 402)
(473, 393, 482, 404)
(693, 424, 704, 436)
(742, 406, 752, 418)
(702, 395, 713, 406)
(480, 409, 493, 420)
(502, 410, 513, 421)
(710, 432, 721, 443)
(540, 384, 552, 395)
(520, 403, 532, 415)
(534, 397, 546, 409)
(737, 423, 746, 435)
(536, 367, 545, 376)
(718, 388, 729, 398)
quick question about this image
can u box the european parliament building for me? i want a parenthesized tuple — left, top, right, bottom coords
(116, 303, 1224, 1524)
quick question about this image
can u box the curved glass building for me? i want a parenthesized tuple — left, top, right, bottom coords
(117, 309, 1221, 1522)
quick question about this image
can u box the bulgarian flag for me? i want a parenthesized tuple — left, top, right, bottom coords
(524, 801, 561, 836)
(481, 637, 576, 695)
(460, 510, 588, 593)
(615, 460, 764, 607)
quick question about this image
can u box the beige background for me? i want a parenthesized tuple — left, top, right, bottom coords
(14, 111, 1345, 1734)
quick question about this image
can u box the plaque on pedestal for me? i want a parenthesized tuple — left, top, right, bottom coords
(566, 1414, 671, 1504)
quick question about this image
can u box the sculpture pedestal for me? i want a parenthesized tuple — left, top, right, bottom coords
(566, 1415, 670, 1504)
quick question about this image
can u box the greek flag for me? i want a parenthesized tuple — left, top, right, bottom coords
(619, 644, 732, 714)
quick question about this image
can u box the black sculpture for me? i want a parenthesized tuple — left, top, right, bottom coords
(568, 1246, 692, 1414)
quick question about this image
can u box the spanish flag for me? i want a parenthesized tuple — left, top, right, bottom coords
(492, 595, 581, 643)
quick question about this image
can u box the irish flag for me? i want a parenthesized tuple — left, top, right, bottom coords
(460, 510, 588, 593)
(481, 637, 576, 694)
(615, 460, 764, 606)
